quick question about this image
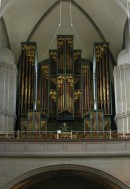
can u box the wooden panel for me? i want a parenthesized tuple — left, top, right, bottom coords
(20, 118, 28, 131)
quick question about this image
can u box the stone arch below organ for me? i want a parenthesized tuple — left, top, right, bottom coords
(4, 164, 129, 189)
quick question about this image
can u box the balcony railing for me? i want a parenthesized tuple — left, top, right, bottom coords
(0, 130, 129, 140)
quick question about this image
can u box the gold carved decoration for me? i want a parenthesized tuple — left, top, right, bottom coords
(50, 51, 57, 61)
(49, 90, 56, 101)
(57, 75, 65, 87)
(57, 36, 73, 48)
(82, 65, 89, 74)
(95, 44, 108, 62)
(57, 75, 74, 88)
(66, 75, 73, 86)
(74, 90, 81, 100)
(41, 65, 48, 76)
(66, 36, 73, 47)
(74, 51, 81, 60)
(22, 44, 35, 63)
(58, 37, 65, 48)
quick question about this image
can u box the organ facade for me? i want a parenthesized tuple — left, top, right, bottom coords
(17, 35, 112, 132)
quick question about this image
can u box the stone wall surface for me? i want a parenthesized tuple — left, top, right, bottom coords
(0, 48, 17, 132)
(0, 141, 130, 189)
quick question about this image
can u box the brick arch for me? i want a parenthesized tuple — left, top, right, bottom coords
(3, 164, 129, 189)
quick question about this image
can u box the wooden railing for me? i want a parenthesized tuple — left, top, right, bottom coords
(0, 130, 130, 140)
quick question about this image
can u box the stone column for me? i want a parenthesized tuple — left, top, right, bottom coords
(114, 49, 130, 134)
(0, 48, 17, 132)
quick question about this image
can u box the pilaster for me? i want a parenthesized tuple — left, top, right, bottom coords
(0, 48, 17, 132)
(114, 63, 130, 133)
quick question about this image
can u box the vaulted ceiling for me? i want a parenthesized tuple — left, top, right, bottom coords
(1, 0, 127, 64)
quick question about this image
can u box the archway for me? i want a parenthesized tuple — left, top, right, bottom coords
(3, 164, 129, 189)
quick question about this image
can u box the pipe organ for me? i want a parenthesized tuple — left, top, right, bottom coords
(17, 36, 112, 132)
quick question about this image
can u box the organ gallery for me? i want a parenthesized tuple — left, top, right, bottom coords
(16, 35, 113, 132)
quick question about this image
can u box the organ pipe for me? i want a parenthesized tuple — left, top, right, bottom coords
(94, 43, 111, 115)
(18, 43, 36, 115)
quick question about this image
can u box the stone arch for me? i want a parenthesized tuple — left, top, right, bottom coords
(3, 164, 129, 189)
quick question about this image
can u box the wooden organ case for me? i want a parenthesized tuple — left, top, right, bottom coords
(17, 37, 112, 132)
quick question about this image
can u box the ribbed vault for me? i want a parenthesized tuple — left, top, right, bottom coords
(1, 0, 127, 64)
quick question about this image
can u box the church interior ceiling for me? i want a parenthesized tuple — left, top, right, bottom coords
(1, 0, 127, 64)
